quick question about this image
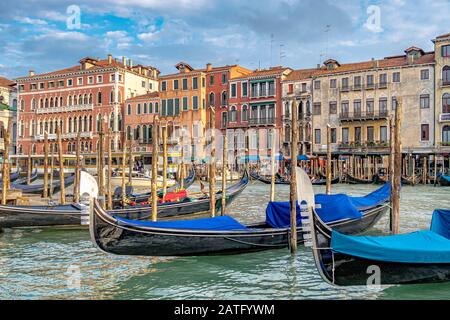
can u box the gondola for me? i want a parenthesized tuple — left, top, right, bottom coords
(401, 175, 421, 186)
(9, 173, 75, 195)
(0, 172, 247, 230)
(0, 168, 21, 184)
(309, 207, 450, 286)
(110, 171, 249, 220)
(112, 169, 196, 205)
(12, 169, 39, 185)
(346, 173, 373, 184)
(372, 174, 388, 185)
(89, 169, 389, 257)
(251, 172, 340, 186)
(438, 175, 450, 187)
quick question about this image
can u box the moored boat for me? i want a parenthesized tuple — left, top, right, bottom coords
(438, 175, 450, 186)
(346, 173, 373, 184)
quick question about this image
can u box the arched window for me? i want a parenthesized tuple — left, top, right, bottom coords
(443, 93, 450, 114)
(126, 126, 132, 141)
(144, 103, 147, 114)
(40, 98, 43, 108)
(96, 114, 101, 132)
(60, 97, 63, 107)
(89, 93, 93, 104)
(97, 92, 102, 104)
(137, 104, 141, 114)
(118, 114, 122, 131)
(31, 98, 36, 110)
(143, 125, 148, 142)
(73, 117, 78, 133)
(110, 91, 114, 103)
(242, 105, 248, 121)
(20, 99, 25, 111)
(50, 97, 54, 108)
(68, 117, 72, 133)
(118, 91, 122, 103)
(149, 103, 153, 113)
(89, 115, 93, 131)
(68, 96, 72, 106)
(54, 97, 58, 107)
(155, 102, 159, 113)
(230, 106, 237, 122)
(45, 98, 49, 108)
(443, 66, 450, 85)
(49, 120, 54, 134)
(78, 117, 83, 132)
(84, 116, 88, 132)
(209, 92, 215, 106)
(31, 144, 36, 154)
(84, 94, 88, 105)
(221, 91, 227, 106)
(110, 112, 114, 130)
(127, 104, 131, 115)
(78, 94, 83, 105)
(135, 125, 141, 141)
(443, 126, 450, 144)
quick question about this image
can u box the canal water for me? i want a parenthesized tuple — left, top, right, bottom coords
(1, 181, 450, 300)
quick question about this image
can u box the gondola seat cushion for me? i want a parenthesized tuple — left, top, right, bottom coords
(331, 209, 450, 263)
(114, 215, 249, 231)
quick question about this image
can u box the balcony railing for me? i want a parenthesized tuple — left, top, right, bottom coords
(338, 141, 389, 149)
(339, 110, 389, 121)
(248, 117, 276, 125)
(36, 104, 94, 114)
(34, 132, 94, 140)
(440, 79, 450, 87)
(440, 113, 450, 122)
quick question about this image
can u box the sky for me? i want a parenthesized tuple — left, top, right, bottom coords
(0, 0, 449, 79)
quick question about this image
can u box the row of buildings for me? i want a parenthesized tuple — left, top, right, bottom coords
(3, 32, 450, 165)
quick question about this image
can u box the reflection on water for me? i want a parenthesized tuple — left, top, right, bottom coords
(0, 181, 449, 300)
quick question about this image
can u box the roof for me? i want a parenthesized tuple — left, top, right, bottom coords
(284, 68, 322, 81)
(16, 57, 159, 80)
(125, 92, 159, 102)
(0, 76, 15, 88)
(233, 66, 292, 80)
(436, 32, 450, 39)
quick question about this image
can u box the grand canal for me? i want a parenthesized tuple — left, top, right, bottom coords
(1, 181, 450, 300)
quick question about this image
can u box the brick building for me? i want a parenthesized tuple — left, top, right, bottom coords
(15, 55, 159, 155)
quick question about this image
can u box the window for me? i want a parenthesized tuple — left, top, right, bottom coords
(354, 100, 362, 116)
(142, 81, 146, 88)
(342, 128, 349, 143)
(39, 82, 45, 89)
(314, 80, 321, 90)
(192, 96, 199, 109)
(379, 98, 388, 115)
(442, 45, 450, 57)
(367, 99, 374, 115)
(443, 66, 450, 85)
(97, 75, 103, 83)
(221, 91, 227, 106)
(443, 93, 450, 113)
(173, 79, 179, 90)
(149, 103, 153, 113)
(314, 129, 321, 144)
(421, 69, 429, 80)
(155, 102, 159, 113)
(137, 104, 141, 115)
(58, 80, 64, 87)
(221, 112, 228, 128)
(242, 82, 248, 97)
(161, 99, 167, 116)
(392, 97, 397, 110)
(354, 76, 362, 89)
(88, 76, 94, 84)
(288, 84, 294, 94)
(329, 102, 337, 114)
(230, 106, 237, 122)
(380, 126, 388, 143)
(341, 77, 349, 90)
(421, 124, 430, 141)
(420, 94, 430, 109)
(192, 77, 198, 89)
(330, 79, 337, 88)
(182, 78, 188, 90)
(143, 103, 147, 114)
(167, 99, 174, 116)
(210, 75, 214, 85)
(175, 98, 180, 115)
(48, 81, 55, 88)
(313, 103, 321, 115)
(367, 75, 374, 87)
(67, 79, 73, 86)
(393, 72, 401, 83)
(97, 92, 102, 104)
(443, 126, 450, 144)
(202, 77, 206, 88)
(77, 78, 83, 85)
(251, 83, 258, 97)
(161, 81, 167, 91)
(331, 128, 337, 144)
(242, 105, 248, 121)
(355, 127, 362, 142)
(341, 101, 349, 117)
(231, 83, 237, 97)
(181, 97, 188, 111)
(302, 83, 307, 92)
(268, 81, 275, 96)
(379, 73, 387, 86)
(222, 73, 227, 84)
(367, 126, 374, 142)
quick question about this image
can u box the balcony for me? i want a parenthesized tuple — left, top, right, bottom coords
(340, 86, 350, 92)
(365, 83, 376, 90)
(439, 79, 450, 87)
(339, 141, 389, 151)
(377, 82, 388, 89)
(34, 132, 94, 140)
(36, 104, 94, 114)
(248, 117, 276, 126)
(439, 113, 450, 122)
(339, 110, 389, 122)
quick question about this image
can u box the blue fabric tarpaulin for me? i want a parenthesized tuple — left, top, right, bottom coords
(265, 183, 390, 228)
(440, 175, 450, 183)
(330, 209, 450, 264)
(297, 155, 310, 161)
(114, 215, 248, 231)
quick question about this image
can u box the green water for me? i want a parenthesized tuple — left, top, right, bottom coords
(1, 182, 450, 300)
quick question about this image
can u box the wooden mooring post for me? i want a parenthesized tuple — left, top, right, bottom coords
(107, 129, 113, 210)
(49, 146, 54, 197)
(270, 129, 276, 202)
(209, 106, 216, 218)
(73, 132, 81, 204)
(290, 99, 298, 254)
(43, 131, 49, 199)
(56, 125, 65, 205)
(1, 122, 11, 205)
(326, 124, 332, 195)
(389, 116, 395, 232)
(26, 150, 32, 185)
(392, 100, 402, 235)
(121, 133, 127, 208)
(98, 117, 105, 209)
(151, 116, 159, 222)
(221, 135, 227, 216)
(162, 126, 167, 200)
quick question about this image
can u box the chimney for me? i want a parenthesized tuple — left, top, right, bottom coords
(317, 64, 321, 69)
(107, 54, 113, 64)
(206, 63, 212, 71)
(29, 70, 35, 76)
(122, 56, 127, 67)
(138, 66, 142, 74)
(129, 59, 133, 68)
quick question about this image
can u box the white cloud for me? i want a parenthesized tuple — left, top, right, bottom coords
(15, 17, 48, 25)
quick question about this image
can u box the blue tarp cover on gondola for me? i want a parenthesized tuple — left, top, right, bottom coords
(114, 215, 249, 231)
(265, 183, 390, 228)
(330, 209, 450, 263)
(440, 175, 450, 183)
